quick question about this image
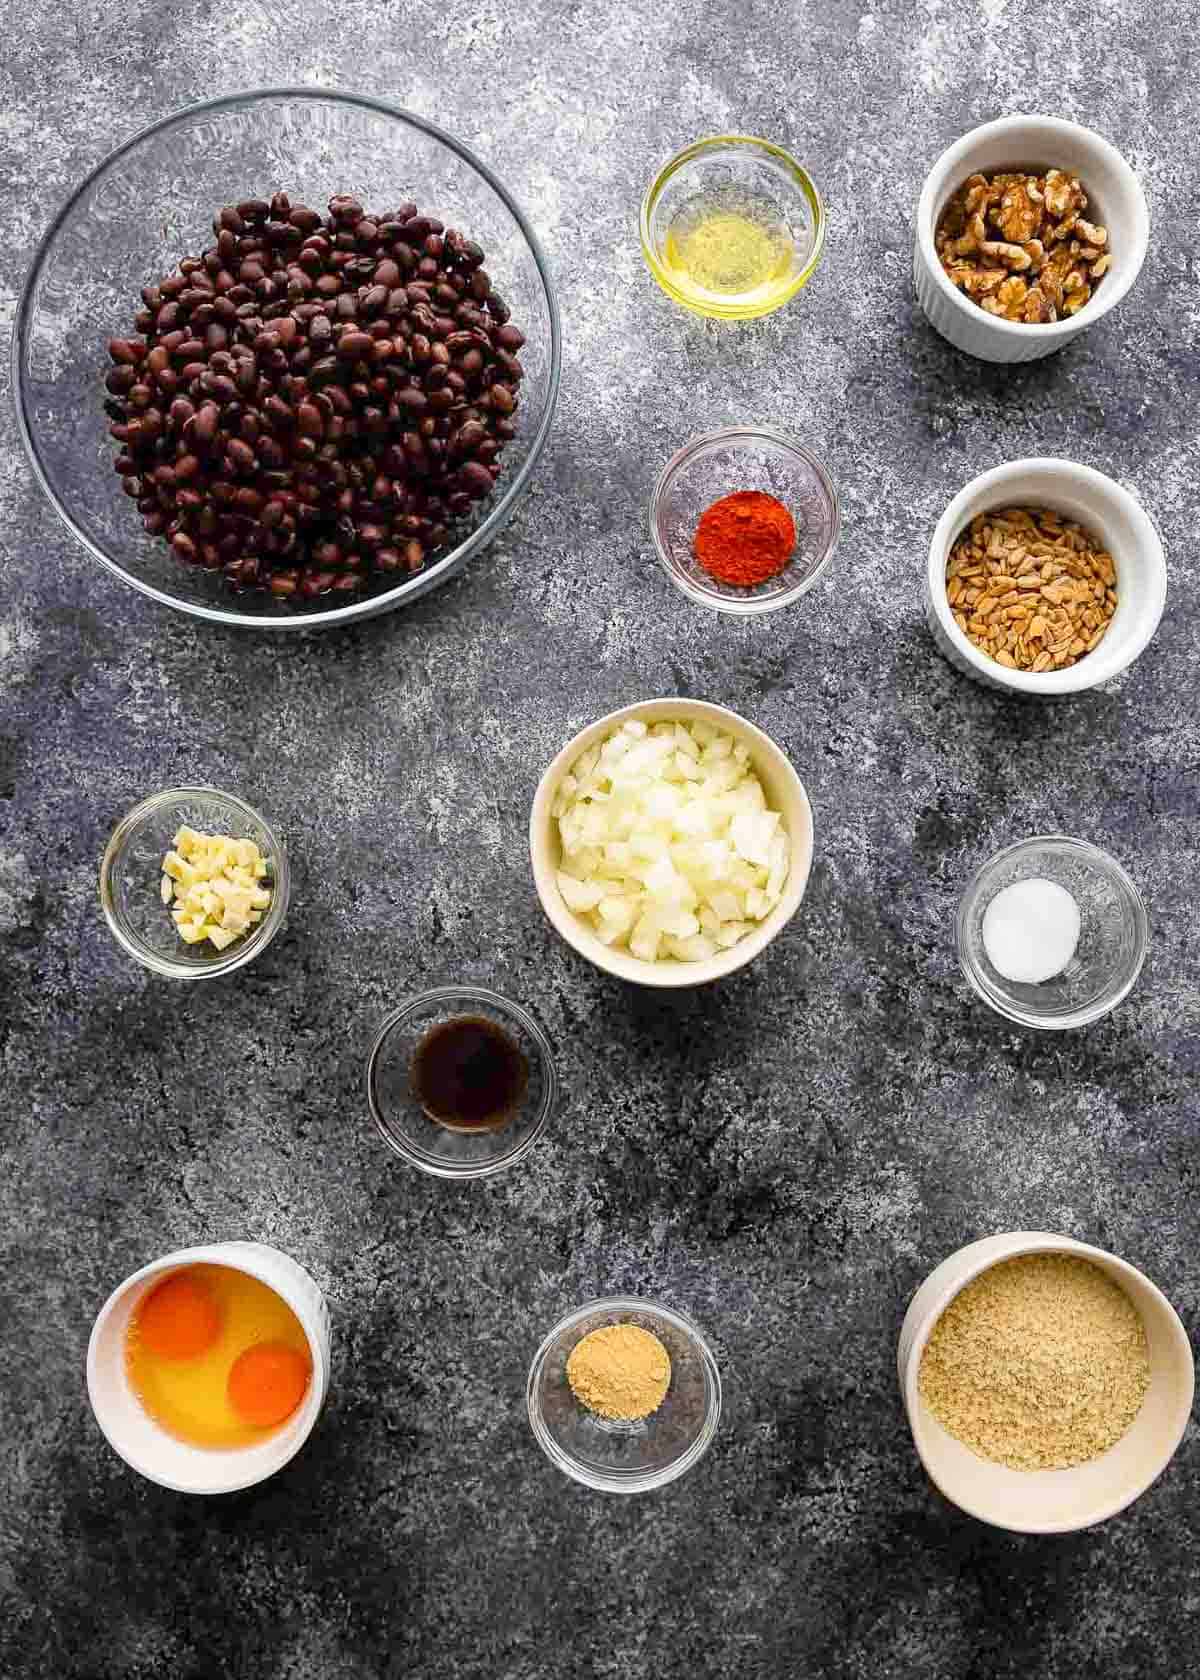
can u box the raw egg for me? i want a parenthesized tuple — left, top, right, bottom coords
(126, 1263, 312, 1448)
(228, 1342, 312, 1428)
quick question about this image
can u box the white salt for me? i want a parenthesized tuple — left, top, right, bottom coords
(981, 877, 1081, 984)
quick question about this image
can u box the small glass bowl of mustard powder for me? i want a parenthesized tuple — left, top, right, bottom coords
(640, 136, 825, 319)
(527, 1297, 721, 1493)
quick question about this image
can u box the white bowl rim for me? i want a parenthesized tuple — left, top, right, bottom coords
(526, 1293, 723, 1494)
(927, 457, 1166, 695)
(12, 83, 563, 633)
(901, 1231, 1195, 1534)
(916, 113, 1150, 342)
(86, 1243, 329, 1495)
(529, 697, 814, 988)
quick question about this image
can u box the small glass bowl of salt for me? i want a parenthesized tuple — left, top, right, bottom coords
(956, 836, 1149, 1030)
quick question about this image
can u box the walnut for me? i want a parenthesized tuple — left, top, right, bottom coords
(934, 164, 1111, 325)
(978, 236, 1033, 271)
(1037, 243, 1077, 313)
(1022, 286, 1056, 324)
(981, 276, 1030, 320)
(994, 180, 1041, 243)
(1043, 168, 1085, 219)
(944, 211, 987, 259)
(963, 174, 990, 215)
(956, 265, 1008, 297)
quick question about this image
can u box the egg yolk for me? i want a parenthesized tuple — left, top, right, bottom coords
(136, 1273, 221, 1360)
(227, 1341, 311, 1428)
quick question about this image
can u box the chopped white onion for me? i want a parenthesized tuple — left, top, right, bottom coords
(552, 718, 790, 963)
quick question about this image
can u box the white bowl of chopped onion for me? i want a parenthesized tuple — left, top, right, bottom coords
(530, 699, 813, 987)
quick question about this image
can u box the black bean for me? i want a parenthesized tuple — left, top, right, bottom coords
(459, 460, 494, 499)
(337, 331, 373, 360)
(192, 403, 220, 444)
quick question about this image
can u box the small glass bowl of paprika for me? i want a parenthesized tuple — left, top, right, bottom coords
(650, 425, 840, 615)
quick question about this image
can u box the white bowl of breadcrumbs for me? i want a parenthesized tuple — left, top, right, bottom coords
(898, 1232, 1193, 1534)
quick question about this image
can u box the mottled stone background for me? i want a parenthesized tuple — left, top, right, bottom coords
(1, 2, 1198, 1676)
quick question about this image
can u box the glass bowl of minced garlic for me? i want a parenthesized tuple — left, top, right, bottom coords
(898, 1233, 1194, 1534)
(100, 787, 289, 978)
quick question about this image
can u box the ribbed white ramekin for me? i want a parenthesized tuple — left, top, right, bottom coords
(926, 458, 1166, 695)
(914, 115, 1148, 363)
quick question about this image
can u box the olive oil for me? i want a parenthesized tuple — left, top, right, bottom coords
(661, 190, 796, 314)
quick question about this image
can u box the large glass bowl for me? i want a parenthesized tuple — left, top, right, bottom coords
(13, 88, 561, 630)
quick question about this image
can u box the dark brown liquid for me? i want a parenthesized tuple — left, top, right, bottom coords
(410, 1016, 529, 1133)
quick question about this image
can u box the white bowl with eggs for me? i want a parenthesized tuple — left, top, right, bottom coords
(529, 698, 814, 988)
(926, 458, 1166, 695)
(87, 1240, 331, 1494)
(914, 114, 1149, 363)
(898, 1232, 1194, 1534)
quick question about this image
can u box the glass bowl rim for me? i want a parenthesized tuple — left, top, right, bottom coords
(955, 833, 1149, 1030)
(364, 983, 558, 1179)
(639, 133, 827, 319)
(11, 83, 563, 633)
(99, 784, 290, 979)
(526, 1294, 723, 1493)
(649, 424, 841, 616)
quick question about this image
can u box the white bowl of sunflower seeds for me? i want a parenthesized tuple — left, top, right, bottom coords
(925, 458, 1166, 697)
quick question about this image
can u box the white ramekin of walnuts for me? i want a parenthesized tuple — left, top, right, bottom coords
(914, 115, 1149, 364)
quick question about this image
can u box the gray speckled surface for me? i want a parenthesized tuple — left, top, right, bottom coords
(2, 3, 1199, 1676)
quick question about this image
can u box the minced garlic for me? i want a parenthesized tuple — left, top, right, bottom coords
(161, 826, 272, 951)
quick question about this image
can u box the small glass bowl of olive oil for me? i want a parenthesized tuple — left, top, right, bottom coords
(640, 136, 825, 320)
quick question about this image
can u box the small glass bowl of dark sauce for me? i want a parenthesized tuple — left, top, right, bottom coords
(366, 986, 557, 1178)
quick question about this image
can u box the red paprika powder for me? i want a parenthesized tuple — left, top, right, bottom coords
(693, 490, 796, 587)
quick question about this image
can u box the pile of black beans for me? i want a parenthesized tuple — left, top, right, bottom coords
(104, 192, 525, 601)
